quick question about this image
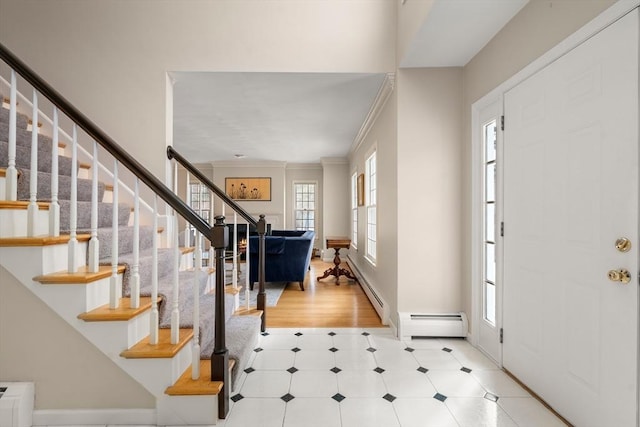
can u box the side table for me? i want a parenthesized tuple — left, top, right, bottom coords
(317, 236, 357, 284)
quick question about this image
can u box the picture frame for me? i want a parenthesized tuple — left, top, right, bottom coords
(225, 177, 272, 201)
(357, 173, 365, 206)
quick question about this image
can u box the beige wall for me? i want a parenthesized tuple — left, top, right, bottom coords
(0, 267, 155, 409)
(460, 0, 617, 328)
(396, 67, 463, 314)
(285, 164, 323, 249)
(320, 159, 351, 252)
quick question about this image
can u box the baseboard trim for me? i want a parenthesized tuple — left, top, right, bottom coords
(33, 408, 156, 426)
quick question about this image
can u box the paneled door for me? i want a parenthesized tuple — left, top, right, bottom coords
(503, 9, 638, 427)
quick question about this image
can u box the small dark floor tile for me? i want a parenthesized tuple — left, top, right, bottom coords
(366, 347, 377, 353)
(261, 332, 270, 336)
(332, 393, 346, 402)
(382, 393, 396, 402)
(484, 392, 499, 402)
(442, 347, 453, 353)
(362, 332, 371, 336)
(287, 367, 299, 374)
(328, 332, 337, 336)
(281, 393, 295, 402)
(254, 347, 264, 353)
(461, 367, 472, 373)
(417, 367, 429, 374)
(374, 367, 385, 374)
(404, 347, 415, 353)
(329, 347, 339, 352)
(291, 347, 301, 353)
(330, 367, 342, 374)
(231, 394, 244, 402)
(295, 332, 303, 336)
(244, 367, 256, 374)
(434, 393, 447, 402)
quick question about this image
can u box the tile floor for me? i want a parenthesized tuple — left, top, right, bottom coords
(218, 327, 567, 427)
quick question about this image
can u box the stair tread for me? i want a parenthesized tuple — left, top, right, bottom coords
(121, 328, 193, 359)
(165, 359, 233, 396)
(35, 265, 126, 284)
(0, 234, 90, 246)
(234, 307, 263, 317)
(0, 200, 49, 210)
(78, 296, 156, 321)
(225, 286, 242, 295)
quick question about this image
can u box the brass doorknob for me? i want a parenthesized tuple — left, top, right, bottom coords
(608, 269, 631, 284)
(615, 238, 632, 253)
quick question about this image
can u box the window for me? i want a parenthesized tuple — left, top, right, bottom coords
(293, 182, 316, 231)
(366, 151, 377, 263)
(189, 183, 211, 266)
(483, 120, 497, 325)
(351, 172, 358, 248)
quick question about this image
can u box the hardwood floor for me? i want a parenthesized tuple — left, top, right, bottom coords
(265, 258, 384, 328)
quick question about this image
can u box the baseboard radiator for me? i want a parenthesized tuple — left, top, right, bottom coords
(399, 312, 468, 341)
(346, 258, 389, 325)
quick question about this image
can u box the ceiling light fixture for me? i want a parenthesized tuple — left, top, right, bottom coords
(234, 154, 246, 159)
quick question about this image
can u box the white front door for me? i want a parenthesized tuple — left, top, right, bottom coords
(503, 9, 638, 427)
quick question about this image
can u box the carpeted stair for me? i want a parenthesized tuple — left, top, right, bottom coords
(0, 103, 259, 386)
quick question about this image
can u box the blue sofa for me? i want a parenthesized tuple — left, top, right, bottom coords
(248, 230, 315, 291)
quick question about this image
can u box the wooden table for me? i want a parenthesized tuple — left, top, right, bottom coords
(317, 236, 357, 284)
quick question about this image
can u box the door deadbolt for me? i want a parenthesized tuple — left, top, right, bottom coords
(608, 269, 631, 284)
(615, 238, 632, 253)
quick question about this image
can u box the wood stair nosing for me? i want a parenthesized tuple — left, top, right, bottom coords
(35, 264, 126, 285)
(0, 200, 50, 210)
(0, 234, 90, 247)
(78, 296, 157, 322)
(120, 327, 193, 359)
(233, 307, 263, 317)
(165, 359, 236, 396)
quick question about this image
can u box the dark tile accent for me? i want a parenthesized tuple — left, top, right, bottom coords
(461, 367, 472, 373)
(374, 367, 385, 374)
(442, 347, 453, 353)
(329, 347, 339, 353)
(281, 393, 295, 402)
(382, 393, 396, 402)
(362, 332, 371, 336)
(328, 332, 337, 336)
(484, 392, 499, 402)
(231, 394, 244, 402)
(417, 367, 429, 374)
(254, 347, 264, 352)
(295, 332, 303, 336)
(287, 367, 299, 374)
(291, 347, 301, 353)
(244, 367, 255, 374)
(366, 347, 377, 353)
(330, 367, 342, 374)
(332, 393, 346, 402)
(261, 332, 270, 336)
(404, 347, 415, 353)
(433, 393, 447, 402)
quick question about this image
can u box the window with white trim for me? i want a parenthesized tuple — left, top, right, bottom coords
(189, 182, 211, 266)
(351, 172, 358, 248)
(293, 182, 316, 231)
(366, 151, 377, 263)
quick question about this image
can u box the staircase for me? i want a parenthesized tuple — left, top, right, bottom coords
(0, 44, 265, 425)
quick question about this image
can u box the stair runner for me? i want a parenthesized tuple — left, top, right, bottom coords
(0, 101, 259, 386)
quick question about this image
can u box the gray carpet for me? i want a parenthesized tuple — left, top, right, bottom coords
(238, 281, 287, 307)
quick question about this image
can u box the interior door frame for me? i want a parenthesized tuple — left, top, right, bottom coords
(470, 0, 640, 363)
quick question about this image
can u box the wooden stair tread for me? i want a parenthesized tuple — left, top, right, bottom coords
(234, 307, 263, 317)
(0, 200, 49, 210)
(35, 265, 126, 284)
(225, 286, 242, 295)
(78, 296, 156, 321)
(121, 328, 193, 359)
(165, 359, 236, 396)
(0, 234, 89, 246)
(180, 246, 195, 254)
(79, 162, 91, 170)
(105, 184, 114, 191)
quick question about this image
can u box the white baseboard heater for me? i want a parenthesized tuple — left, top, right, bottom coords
(399, 312, 468, 341)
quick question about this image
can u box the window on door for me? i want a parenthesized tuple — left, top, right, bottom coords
(294, 182, 316, 231)
(351, 172, 358, 248)
(483, 120, 497, 325)
(366, 151, 377, 263)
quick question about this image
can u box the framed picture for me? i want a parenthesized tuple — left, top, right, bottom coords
(357, 173, 365, 206)
(225, 177, 272, 201)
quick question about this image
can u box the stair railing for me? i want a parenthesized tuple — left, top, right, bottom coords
(0, 43, 243, 418)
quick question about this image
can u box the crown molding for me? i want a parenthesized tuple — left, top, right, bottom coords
(350, 72, 395, 155)
(320, 157, 349, 166)
(286, 162, 323, 170)
(211, 160, 287, 169)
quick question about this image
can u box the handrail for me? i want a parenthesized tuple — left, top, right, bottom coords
(166, 146, 258, 227)
(0, 43, 212, 239)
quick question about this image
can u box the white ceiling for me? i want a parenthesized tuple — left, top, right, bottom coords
(172, 0, 528, 165)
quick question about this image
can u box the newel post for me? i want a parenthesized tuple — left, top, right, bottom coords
(257, 214, 267, 332)
(211, 215, 230, 419)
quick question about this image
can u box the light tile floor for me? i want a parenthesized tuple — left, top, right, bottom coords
(218, 327, 567, 427)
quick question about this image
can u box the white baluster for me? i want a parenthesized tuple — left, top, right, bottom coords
(5, 70, 17, 201)
(49, 107, 60, 236)
(192, 231, 202, 379)
(171, 214, 180, 344)
(209, 191, 214, 268)
(88, 140, 99, 272)
(245, 224, 250, 310)
(26, 89, 39, 236)
(232, 212, 238, 289)
(67, 125, 79, 272)
(184, 172, 191, 248)
(109, 160, 119, 309)
(150, 195, 159, 345)
(130, 178, 140, 309)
